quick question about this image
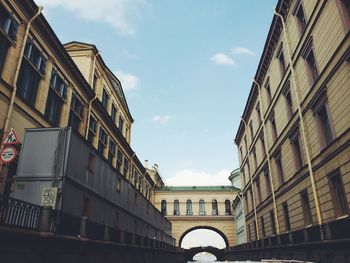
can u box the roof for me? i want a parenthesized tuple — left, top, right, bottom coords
(155, 185, 240, 192)
(64, 41, 134, 123)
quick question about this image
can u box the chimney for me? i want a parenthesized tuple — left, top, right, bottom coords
(153, 164, 159, 171)
(144, 160, 148, 169)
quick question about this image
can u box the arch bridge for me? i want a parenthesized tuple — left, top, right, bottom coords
(184, 246, 225, 261)
(154, 186, 239, 247)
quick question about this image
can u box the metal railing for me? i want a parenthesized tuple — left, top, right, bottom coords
(0, 194, 177, 250)
(230, 216, 350, 251)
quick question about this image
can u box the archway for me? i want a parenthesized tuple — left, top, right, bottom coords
(178, 225, 229, 248)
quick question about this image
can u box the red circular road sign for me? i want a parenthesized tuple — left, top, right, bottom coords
(0, 146, 17, 164)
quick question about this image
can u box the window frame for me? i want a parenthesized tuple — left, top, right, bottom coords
(292, 0, 308, 35)
(300, 190, 313, 226)
(328, 170, 349, 218)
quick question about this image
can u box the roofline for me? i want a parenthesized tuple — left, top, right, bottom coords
(234, 0, 291, 144)
(155, 185, 240, 192)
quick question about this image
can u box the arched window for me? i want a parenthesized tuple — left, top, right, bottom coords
(161, 200, 167, 215)
(199, 199, 206, 215)
(186, 200, 193, 215)
(225, 199, 231, 215)
(212, 199, 218, 215)
(174, 199, 180, 215)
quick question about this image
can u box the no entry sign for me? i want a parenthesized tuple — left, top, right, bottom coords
(0, 146, 17, 164)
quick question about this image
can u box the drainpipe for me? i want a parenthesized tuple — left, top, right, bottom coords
(1, 6, 43, 195)
(2, 6, 43, 139)
(240, 117, 260, 241)
(85, 51, 100, 139)
(253, 79, 280, 235)
(274, 10, 323, 229)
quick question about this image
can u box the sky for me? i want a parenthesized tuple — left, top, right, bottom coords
(34, 0, 277, 187)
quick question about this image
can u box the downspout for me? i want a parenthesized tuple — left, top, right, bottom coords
(2, 6, 43, 138)
(1, 6, 43, 195)
(241, 117, 260, 241)
(253, 79, 280, 235)
(274, 10, 323, 230)
(85, 51, 100, 139)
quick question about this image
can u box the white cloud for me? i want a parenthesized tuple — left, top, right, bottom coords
(165, 169, 231, 186)
(210, 53, 235, 65)
(115, 70, 139, 91)
(36, 0, 147, 36)
(232, 46, 255, 56)
(151, 115, 171, 125)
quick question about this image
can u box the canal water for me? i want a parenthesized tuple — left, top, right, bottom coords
(187, 252, 261, 262)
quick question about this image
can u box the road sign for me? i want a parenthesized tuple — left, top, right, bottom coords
(2, 128, 20, 145)
(0, 146, 17, 164)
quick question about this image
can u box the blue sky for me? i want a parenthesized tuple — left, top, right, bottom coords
(36, 0, 277, 186)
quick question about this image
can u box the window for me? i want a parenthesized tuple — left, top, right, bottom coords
(212, 199, 218, 215)
(338, 0, 350, 29)
(87, 115, 97, 145)
(45, 69, 67, 126)
(249, 121, 254, 141)
(293, 1, 307, 34)
(117, 149, 123, 173)
(282, 202, 291, 231)
(265, 82, 272, 104)
(282, 81, 293, 120)
(270, 210, 276, 235)
(256, 103, 262, 124)
(302, 37, 318, 84)
(186, 200, 193, 215)
(277, 44, 286, 75)
(269, 111, 277, 142)
(225, 199, 231, 215)
(98, 127, 107, 155)
(68, 93, 84, 133)
(123, 157, 129, 177)
(93, 74, 98, 92)
(249, 189, 254, 212)
(161, 200, 167, 215)
(244, 194, 249, 212)
(275, 151, 284, 185)
(17, 40, 47, 106)
(248, 223, 252, 241)
(300, 190, 312, 226)
(102, 88, 109, 110)
(255, 177, 262, 204)
(313, 98, 334, 147)
(0, 5, 18, 74)
(116, 177, 121, 192)
(328, 171, 348, 218)
(111, 104, 117, 123)
(260, 132, 266, 157)
(174, 200, 180, 215)
(291, 132, 303, 171)
(247, 160, 251, 178)
(199, 199, 206, 215)
(239, 146, 243, 161)
(264, 167, 272, 195)
(119, 116, 124, 134)
(252, 146, 257, 169)
(260, 216, 266, 238)
(108, 139, 116, 164)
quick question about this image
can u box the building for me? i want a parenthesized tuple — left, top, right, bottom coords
(0, 0, 171, 242)
(154, 185, 239, 247)
(229, 169, 246, 245)
(234, 0, 350, 242)
(0, 0, 153, 202)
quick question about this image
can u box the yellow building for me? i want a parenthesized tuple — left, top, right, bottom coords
(154, 186, 239, 247)
(234, 0, 350, 242)
(0, 0, 152, 200)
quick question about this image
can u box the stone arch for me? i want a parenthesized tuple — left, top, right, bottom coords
(178, 225, 229, 248)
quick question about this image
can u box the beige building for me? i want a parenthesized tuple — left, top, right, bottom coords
(154, 186, 239, 247)
(0, 0, 153, 201)
(234, 0, 350, 242)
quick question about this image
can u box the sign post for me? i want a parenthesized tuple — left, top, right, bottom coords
(0, 128, 20, 195)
